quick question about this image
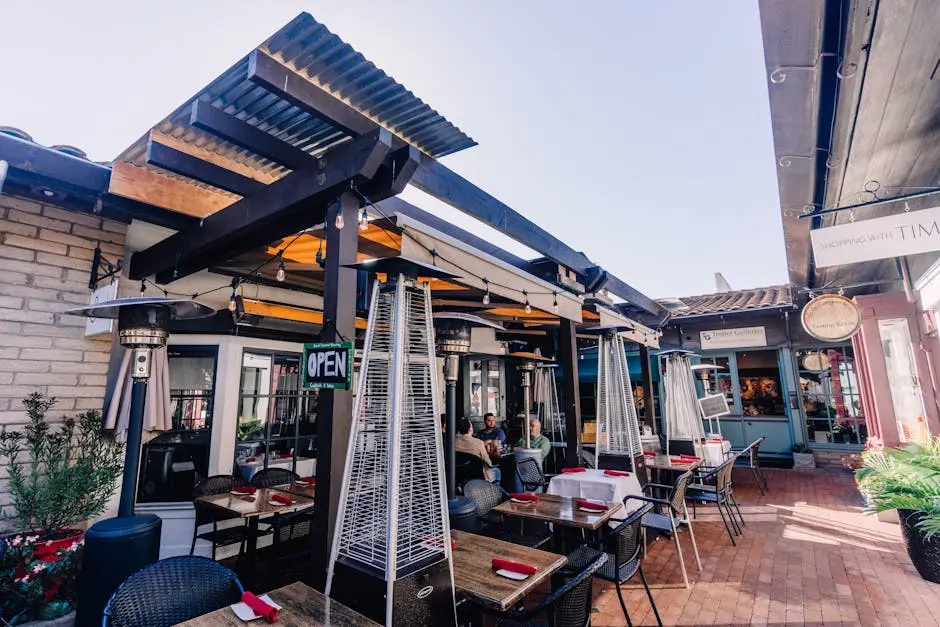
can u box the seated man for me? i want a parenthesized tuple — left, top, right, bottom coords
(475, 412, 506, 444)
(516, 418, 552, 464)
(455, 418, 496, 482)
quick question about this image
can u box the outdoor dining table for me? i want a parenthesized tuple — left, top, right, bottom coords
(450, 530, 567, 611)
(195, 488, 315, 585)
(176, 581, 380, 626)
(273, 481, 317, 500)
(547, 468, 645, 520)
(492, 493, 623, 531)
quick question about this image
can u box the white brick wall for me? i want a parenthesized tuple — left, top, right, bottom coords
(0, 195, 125, 426)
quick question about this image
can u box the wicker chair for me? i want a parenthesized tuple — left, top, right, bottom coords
(564, 504, 661, 626)
(627, 470, 702, 588)
(515, 457, 547, 493)
(250, 467, 299, 488)
(732, 437, 769, 494)
(190, 475, 269, 563)
(102, 556, 244, 627)
(687, 458, 744, 545)
(483, 552, 608, 626)
(461, 479, 550, 548)
(455, 451, 488, 486)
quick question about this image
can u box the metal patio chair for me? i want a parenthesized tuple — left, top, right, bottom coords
(732, 437, 769, 494)
(190, 475, 269, 565)
(461, 478, 551, 548)
(250, 467, 299, 488)
(515, 457, 548, 493)
(627, 470, 702, 588)
(686, 458, 745, 545)
(564, 503, 662, 626)
(102, 556, 243, 627)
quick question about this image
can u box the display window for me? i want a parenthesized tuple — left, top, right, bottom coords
(795, 346, 866, 445)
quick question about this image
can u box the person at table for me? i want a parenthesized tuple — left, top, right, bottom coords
(455, 418, 496, 482)
(476, 412, 506, 444)
(516, 418, 552, 463)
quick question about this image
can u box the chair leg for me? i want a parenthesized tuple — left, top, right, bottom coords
(716, 499, 736, 545)
(683, 505, 702, 571)
(669, 515, 689, 588)
(639, 566, 663, 627)
(615, 583, 633, 627)
(757, 466, 769, 492)
(751, 466, 765, 495)
(691, 499, 696, 519)
(723, 500, 741, 537)
(190, 529, 197, 556)
(731, 493, 746, 528)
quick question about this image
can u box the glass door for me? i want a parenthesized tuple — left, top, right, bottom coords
(878, 318, 929, 443)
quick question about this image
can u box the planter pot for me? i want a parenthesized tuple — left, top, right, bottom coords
(19, 609, 75, 627)
(32, 530, 84, 563)
(899, 509, 940, 583)
(793, 452, 816, 469)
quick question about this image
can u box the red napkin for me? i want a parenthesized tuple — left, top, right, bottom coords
(279, 453, 292, 459)
(561, 467, 586, 473)
(244, 457, 256, 462)
(297, 477, 316, 485)
(679, 455, 701, 461)
(603, 470, 631, 477)
(492, 557, 537, 575)
(271, 494, 293, 505)
(508, 492, 539, 502)
(643, 451, 656, 456)
(576, 499, 609, 512)
(232, 486, 257, 495)
(241, 591, 278, 624)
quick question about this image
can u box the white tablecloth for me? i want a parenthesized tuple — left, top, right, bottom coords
(548, 468, 645, 520)
(697, 439, 732, 467)
(236, 457, 316, 481)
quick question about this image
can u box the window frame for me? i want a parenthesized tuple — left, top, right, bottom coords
(794, 344, 866, 446)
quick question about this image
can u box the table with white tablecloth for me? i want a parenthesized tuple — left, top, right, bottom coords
(547, 468, 645, 520)
(696, 439, 732, 468)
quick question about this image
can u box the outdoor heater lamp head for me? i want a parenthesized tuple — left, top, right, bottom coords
(343, 256, 460, 281)
(432, 312, 504, 356)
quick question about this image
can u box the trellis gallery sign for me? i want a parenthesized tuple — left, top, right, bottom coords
(303, 342, 354, 390)
(801, 294, 862, 342)
(810, 205, 940, 268)
(700, 326, 767, 349)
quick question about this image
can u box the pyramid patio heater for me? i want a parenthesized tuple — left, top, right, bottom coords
(534, 363, 566, 471)
(509, 351, 552, 468)
(326, 257, 458, 627)
(66, 296, 213, 627)
(663, 350, 706, 457)
(590, 327, 644, 473)
(433, 312, 504, 528)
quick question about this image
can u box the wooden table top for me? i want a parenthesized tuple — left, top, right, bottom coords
(176, 581, 379, 626)
(195, 488, 315, 518)
(451, 530, 566, 611)
(273, 482, 317, 500)
(644, 457, 703, 472)
(492, 493, 622, 530)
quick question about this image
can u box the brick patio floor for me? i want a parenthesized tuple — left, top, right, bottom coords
(590, 467, 940, 626)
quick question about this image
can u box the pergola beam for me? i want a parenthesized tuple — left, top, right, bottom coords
(146, 139, 266, 196)
(129, 128, 393, 282)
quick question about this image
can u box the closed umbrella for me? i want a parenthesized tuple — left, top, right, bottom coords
(105, 347, 171, 442)
(663, 351, 705, 454)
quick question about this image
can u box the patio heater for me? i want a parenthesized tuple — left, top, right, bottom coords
(433, 312, 504, 524)
(508, 351, 551, 468)
(662, 350, 706, 456)
(590, 327, 643, 472)
(534, 363, 566, 469)
(326, 257, 458, 627)
(691, 362, 725, 435)
(66, 296, 213, 627)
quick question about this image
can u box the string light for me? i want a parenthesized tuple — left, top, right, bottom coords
(315, 238, 325, 267)
(334, 206, 345, 230)
(228, 281, 239, 312)
(276, 253, 286, 282)
(138, 280, 146, 298)
(523, 291, 532, 315)
(552, 292, 559, 314)
(359, 206, 369, 231)
(482, 279, 490, 306)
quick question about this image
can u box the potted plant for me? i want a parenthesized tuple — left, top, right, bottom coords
(856, 436, 940, 583)
(792, 443, 816, 469)
(0, 533, 83, 626)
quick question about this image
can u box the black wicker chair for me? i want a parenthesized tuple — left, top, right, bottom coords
(190, 475, 269, 563)
(687, 458, 744, 545)
(263, 507, 317, 582)
(461, 479, 551, 548)
(732, 437, 769, 494)
(483, 552, 608, 626)
(455, 451, 488, 486)
(250, 467, 299, 488)
(102, 556, 244, 627)
(564, 504, 661, 626)
(515, 457, 548, 493)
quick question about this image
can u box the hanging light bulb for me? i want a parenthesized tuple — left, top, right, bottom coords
(552, 292, 559, 314)
(359, 206, 369, 231)
(315, 238, 325, 267)
(524, 291, 532, 315)
(228, 282, 238, 312)
(138, 280, 146, 298)
(276, 257, 286, 282)
(334, 207, 345, 230)
(482, 279, 490, 305)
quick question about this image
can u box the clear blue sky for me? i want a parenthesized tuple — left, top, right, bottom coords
(0, 1, 785, 299)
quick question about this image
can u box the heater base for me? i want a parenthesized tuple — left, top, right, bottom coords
(331, 555, 457, 626)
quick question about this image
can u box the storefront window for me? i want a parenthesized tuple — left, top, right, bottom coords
(138, 346, 217, 503)
(796, 346, 866, 445)
(878, 319, 929, 443)
(737, 350, 785, 417)
(235, 351, 317, 481)
(697, 356, 736, 413)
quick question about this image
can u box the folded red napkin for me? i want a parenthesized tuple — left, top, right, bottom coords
(603, 470, 631, 477)
(232, 486, 256, 495)
(297, 477, 316, 485)
(271, 494, 293, 505)
(508, 492, 539, 502)
(643, 451, 656, 456)
(244, 457, 256, 462)
(576, 499, 609, 512)
(679, 455, 701, 461)
(561, 467, 586, 473)
(492, 557, 537, 575)
(241, 591, 278, 624)
(279, 453, 292, 459)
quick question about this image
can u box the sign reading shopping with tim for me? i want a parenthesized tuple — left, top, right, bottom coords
(303, 342, 354, 390)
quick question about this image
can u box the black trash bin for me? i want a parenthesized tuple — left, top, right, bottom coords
(75, 514, 162, 627)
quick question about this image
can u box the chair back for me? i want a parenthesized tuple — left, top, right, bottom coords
(251, 467, 299, 488)
(532, 552, 608, 627)
(461, 478, 505, 517)
(102, 556, 243, 627)
(669, 471, 694, 515)
(608, 503, 651, 570)
(750, 437, 765, 467)
(632, 453, 649, 488)
(668, 439, 696, 457)
(716, 458, 735, 492)
(193, 475, 246, 525)
(516, 457, 545, 492)
(455, 452, 487, 484)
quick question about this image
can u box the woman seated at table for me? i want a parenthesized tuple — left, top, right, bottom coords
(455, 418, 496, 482)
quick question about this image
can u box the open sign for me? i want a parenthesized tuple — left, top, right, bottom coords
(303, 342, 353, 390)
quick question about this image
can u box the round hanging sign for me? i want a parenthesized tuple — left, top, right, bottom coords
(800, 294, 862, 342)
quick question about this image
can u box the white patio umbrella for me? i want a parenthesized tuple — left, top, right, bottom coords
(105, 347, 171, 442)
(663, 350, 705, 454)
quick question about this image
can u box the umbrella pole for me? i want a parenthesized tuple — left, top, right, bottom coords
(118, 370, 148, 517)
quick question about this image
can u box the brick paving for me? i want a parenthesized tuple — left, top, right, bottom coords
(590, 468, 940, 626)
